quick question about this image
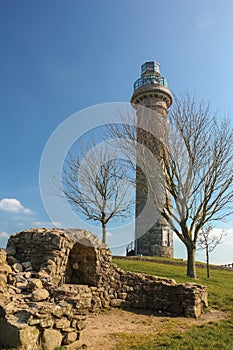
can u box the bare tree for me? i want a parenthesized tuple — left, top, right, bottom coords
(62, 141, 134, 244)
(108, 94, 233, 278)
(197, 225, 226, 278)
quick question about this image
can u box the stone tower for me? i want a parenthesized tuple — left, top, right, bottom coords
(130, 61, 173, 257)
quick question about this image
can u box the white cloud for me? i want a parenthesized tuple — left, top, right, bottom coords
(106, 231, 112, 237)
(210, 228, 233, 244)
(0, 198, 33, 214)
(0, 231, 9, 239)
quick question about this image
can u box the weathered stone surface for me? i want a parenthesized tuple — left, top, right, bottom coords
(16, 274, 27, 283)
(102, 299, 110, 308)
(24, 271, 32, 279)
(19, 326, 40, 350)
(7, 285, 21, 294)
(31, 288, 49, 301)
(0, 249, 6, 263)
(6, 246, 16, 256)
(0, 274, 7, 287)
(0, 256, 12, 288)
(39, 317, 54, 328)
(6, 255, 18, 266)
(64, 339, 83, 350)
(28, 278, 43, 290)
(71, 318, 86, 331)
(16, 281, 28, 289)
(55, 317, 70, 329)
(41, 329, 63, 350)
(28, 317, 41, 326)
(52, 304, 63, 318)
(12, 262, 23, 273)
(0, 263, 12, 275)
(22, 261, 32, 269)
(63, 331, 78, 344)
(110, 298, 125, 307)
(118, 292, 128, 299)
(0, 317, 40, 349)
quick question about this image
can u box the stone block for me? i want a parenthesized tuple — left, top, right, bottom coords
(64, 339, 83, 350)
(39, 317, 54, 328)
(22, 261, 32, 269)
(16, 274, 27, 283)
(19, 326, 40, 350)
(102, 299, 110, 308)
(0, 249, 6, 263)
(0, 263, 12, 275)
(110, 299, 124, 307)
(31, 288, 49, 301)
(118, 292, 128, 300)
(16, 281, 28, 290)
(55, 317, 70, 329)
(24, 271, 32, 279)
(12, 262, 23, 273)
(28, 278, 43, 290)
(7, 255, 18, 266)
(72, 319, 86, 331)
(0, 273, 7, 286)
(6, 246, 16, 256)
(0, 318, 39, 349)
(41, 329, 63, 350)
(52, 305, 63, 318)
(63, 331, 77, 344)
(76, 297, 92, 309)
(28, 317, 41, 326)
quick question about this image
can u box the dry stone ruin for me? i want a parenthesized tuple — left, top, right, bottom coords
(0, 228, 208, 349)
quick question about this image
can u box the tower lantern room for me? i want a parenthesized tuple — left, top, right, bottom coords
(131, 61, 172, 116)
(141, 61, 160, 77)
(133, 61, 169, 90)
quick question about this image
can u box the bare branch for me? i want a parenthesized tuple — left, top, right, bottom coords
(61, 139, 134, 243)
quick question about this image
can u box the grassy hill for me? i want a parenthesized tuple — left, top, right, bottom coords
(112, 257, 233, 350)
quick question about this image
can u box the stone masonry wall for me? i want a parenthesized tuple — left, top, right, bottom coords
(0, 228, 208, 349)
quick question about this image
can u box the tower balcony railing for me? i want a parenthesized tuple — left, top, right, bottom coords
(134, 75, 168, 90)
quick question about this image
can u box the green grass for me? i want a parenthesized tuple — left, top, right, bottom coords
(124, 256, 186, 262)
(113, 258, 233, 349)
(115, 255, 212, 266)
(114, 319, 233, 350)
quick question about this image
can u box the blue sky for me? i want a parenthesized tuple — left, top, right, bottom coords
(1, 0, 233, 263)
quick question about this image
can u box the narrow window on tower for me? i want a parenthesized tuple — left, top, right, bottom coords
(162, 228, 170, 246)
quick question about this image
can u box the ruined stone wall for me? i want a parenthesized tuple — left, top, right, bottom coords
(114, 269, 207, 318)
(6, 228, 74, 286)
(6, 228, 112, 287)
(0, 228, 208, 349)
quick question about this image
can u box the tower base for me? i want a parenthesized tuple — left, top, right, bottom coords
(135, 225, 174, 258)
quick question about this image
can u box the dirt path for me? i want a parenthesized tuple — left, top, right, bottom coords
(81, 308, 228, 350)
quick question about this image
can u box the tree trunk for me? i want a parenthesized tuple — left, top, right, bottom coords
(186, 244, 197, 278)
(206, 246, 210, 278)
(102, 221, 107, 244)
